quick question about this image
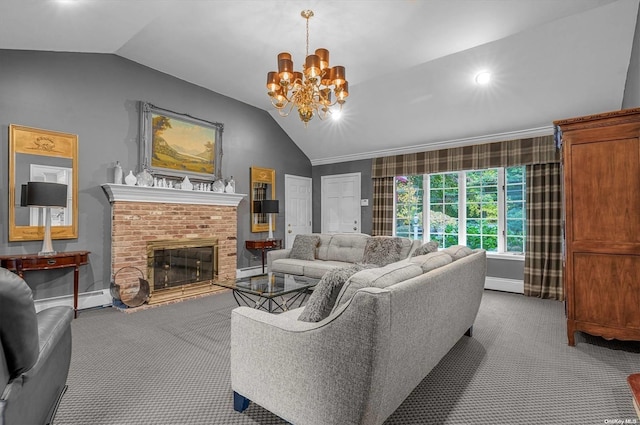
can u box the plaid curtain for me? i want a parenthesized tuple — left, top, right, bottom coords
(371, 177, 394, 236)
(524, 163, 564, 300)
(372, 136, 558, 177)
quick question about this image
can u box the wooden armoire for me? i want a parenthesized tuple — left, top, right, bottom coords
(554, 108, 640, 346)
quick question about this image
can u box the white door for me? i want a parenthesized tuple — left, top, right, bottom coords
(284, 174, 312, 248)
(321, 172, 361, 233)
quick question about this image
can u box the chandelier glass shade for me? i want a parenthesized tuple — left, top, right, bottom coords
(266, 10, 348, 125)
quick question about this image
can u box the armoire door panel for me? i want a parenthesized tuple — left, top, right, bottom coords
(570, 138, 640, 244)
(573, 253, 640, 329)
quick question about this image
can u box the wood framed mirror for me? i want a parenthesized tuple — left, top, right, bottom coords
(9, 124, 79, 241)
(250, 166, 275, 233)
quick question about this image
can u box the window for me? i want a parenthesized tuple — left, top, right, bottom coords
(394, 166, 526, 254)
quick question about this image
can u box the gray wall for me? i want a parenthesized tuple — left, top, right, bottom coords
(312, 159, 373, 235)
(0, 50, 311, 299)
(623, 3, 640, 109)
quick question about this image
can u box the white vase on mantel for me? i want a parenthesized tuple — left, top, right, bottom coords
(181, 175, 193, 191)
(124, 170, 137, 186)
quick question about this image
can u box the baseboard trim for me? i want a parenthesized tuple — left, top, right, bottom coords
(236, 266, 265, 279)
(34, 290, 112, 313)
(485, 276, 524, 294)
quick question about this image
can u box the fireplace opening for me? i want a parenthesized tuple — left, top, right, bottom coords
(146, 238, 219, 304)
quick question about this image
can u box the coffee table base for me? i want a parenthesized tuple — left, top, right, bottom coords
(231, 288, 310, 313)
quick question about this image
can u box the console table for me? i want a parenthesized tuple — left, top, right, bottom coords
(245, 239, 282, 273)
(0, 251, 90, 318)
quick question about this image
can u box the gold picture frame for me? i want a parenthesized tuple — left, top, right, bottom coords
(9, 124, 79, 241)
(139, 101, 223, 182)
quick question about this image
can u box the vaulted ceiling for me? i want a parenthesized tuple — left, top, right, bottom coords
(1, 0, 638, 164)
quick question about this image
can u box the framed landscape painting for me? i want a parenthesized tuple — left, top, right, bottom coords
(139, 101, 223, 181)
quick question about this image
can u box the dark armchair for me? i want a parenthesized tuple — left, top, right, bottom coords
(0, 267, 73, 425)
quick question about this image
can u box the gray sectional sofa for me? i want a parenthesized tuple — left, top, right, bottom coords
(231, 246, 487, 425)
(267, 233, 422, 278)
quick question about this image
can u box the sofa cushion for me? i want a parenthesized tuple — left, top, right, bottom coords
(315, 234, 335, 260)
(325, 234, 370, 263)
(332, 262, 423, 311)
(298, 265, 366, 322)
(442, 245, 474, 261)
(411, 240, 439, 257)
(270, 259, 306, 275)
(410, 251, 453, 272)
(361, 236, 407, 266)
(303, 260, 355, 279)
(289, 234, 320, 261)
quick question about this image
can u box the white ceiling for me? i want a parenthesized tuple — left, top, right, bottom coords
(1, 0, 638, 164)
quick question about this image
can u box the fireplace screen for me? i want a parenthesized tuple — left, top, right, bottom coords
(147, 238, 218, 292)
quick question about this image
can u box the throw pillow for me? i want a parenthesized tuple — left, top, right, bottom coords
(410, 251, 453, 273)
(411, 240, 439, 257)
(361, 236, 405, 267)
(298, 264, 365, 322)
(289, 234, 320, 261)
(442, 245, 474, 261)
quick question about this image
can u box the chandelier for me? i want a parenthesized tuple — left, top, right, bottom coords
(266, 10, 349, 125)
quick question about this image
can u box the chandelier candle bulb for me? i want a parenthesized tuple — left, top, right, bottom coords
(305, 54, 321, 78)
(331, 66, 346, 86)
(315, 48, 329, 69)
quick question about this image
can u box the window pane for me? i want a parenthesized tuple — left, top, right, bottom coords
(430, 189, 443, 203)
(444, 204, 458, 217)
(506, 184, 523, 201)
(507, 236, 524, 253)
(467, 203, 481, 219)
(505, 166, 526, 253)
(395, 176, 423, 240)
(467, 219, 480, 234)
(444, 189, 458, 203)
(506, 166, 524, 184)
(482, 236, 498, 251)
(444, 173, 458, 187)
(467, 235, 481, 249)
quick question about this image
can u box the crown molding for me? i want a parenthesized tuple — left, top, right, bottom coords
(310, 126, 554, 166)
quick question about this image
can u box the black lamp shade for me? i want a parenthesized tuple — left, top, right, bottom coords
(24, 182, 68, 207)
(261, 200, 279, 214)
(253, 200, 262, 213)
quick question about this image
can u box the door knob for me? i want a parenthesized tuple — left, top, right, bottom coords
(353, 227, 357, 231)
(288, 229, 292, 233)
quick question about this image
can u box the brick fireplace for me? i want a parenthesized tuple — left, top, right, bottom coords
(102, 184, 245, 306)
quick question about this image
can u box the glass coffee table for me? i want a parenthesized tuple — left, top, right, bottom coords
(214, 272, 319, 313)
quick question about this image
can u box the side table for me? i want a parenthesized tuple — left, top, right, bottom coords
(0, 251, 90, 318)
(245, 239, 282, 273)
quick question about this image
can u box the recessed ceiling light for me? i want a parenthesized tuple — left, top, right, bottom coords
(475, 71, 491, 85)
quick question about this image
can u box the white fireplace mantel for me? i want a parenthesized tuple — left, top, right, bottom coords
(102, 183, 245, 206)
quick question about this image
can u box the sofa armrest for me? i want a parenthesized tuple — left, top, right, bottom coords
(2, 306, 73, 425)
(266, 248, 291, 270)
(230, 288, 392, 425)
(29, 306, 73, 378)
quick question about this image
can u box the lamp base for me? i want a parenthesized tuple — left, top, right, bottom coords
(267, 214, 274, 240)
(39, 207, 56, 256)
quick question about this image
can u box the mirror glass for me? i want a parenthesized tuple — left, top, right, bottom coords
(250, 166, 275, 233)
(9, 124, 78, 241)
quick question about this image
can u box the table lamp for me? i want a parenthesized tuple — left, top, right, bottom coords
(261, 200, 279, 240)
(23, 181, 68, 255)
